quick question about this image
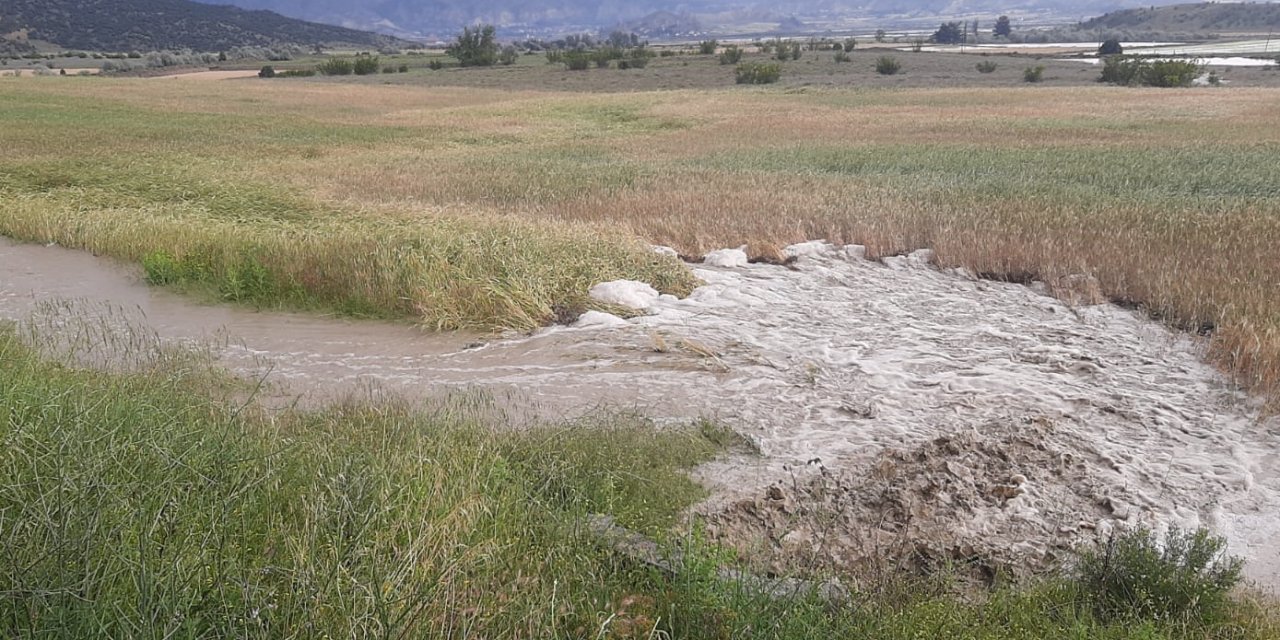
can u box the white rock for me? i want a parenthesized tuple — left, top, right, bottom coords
(843, 245, 868, 261)
(702, 247, 749, 268)
(652, 245, 679, 258)
(908, 249, 936, 266)
(588, 280, 659, 310)
(574, 310, 630, 328)
(784, 240, 830, 260)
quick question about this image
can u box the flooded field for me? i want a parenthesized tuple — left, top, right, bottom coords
(4, 237, 1277, 587)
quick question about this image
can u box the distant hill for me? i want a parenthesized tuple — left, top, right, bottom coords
(1080, 2, 1280, 34)
(0, 0, 409, 53)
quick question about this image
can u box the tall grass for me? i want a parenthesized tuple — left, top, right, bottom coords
(1, 81, 1278, 403)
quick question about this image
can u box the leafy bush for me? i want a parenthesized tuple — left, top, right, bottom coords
(499, 46, 519, 66)
(564, 52, 591, 71)
(976, 60, 998, 73)
(834, 50, 851, 63)
(1023, 65, 1045, 82)
(277, 69, 316, 78)
(428, 59, 444, 71)
(698, 39, 718, 55)
(398, 64, 409, 73)
(790, 42, 802, 60)
(735, 62, 781, 84)
(1074, 526, 1243, 624)
(1145, 59, 1202, 87)
(844, 38, 857, 52)
(933, 21, 964, 45)
(351, 55, 380, 75)
(257, 65, 275, 78)
(875, 55, 902, 75)
(775, 42, 791, 61)
(1100, 56, 1201, 87)
(718, 45, 743, 65)
(316, 58, 353, 76)
(447, 24, 499, 67)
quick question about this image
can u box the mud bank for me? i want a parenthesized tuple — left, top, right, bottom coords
(2, 237, 1276, 588)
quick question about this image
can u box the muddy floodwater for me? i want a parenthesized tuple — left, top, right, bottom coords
(2, 237, 1277, 589)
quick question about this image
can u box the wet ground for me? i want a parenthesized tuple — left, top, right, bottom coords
(3, 237, 1277, 589)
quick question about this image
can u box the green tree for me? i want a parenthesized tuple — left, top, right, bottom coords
(447, 24, 499, 67)
(993, 15, 1012, 38)
(933, 21, 964, 45)
(1099, 37, 1124, 56)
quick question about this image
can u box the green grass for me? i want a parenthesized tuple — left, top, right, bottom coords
(2, 327, 1278, 638)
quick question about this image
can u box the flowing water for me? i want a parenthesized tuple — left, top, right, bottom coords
(3, 237, 1277, 588)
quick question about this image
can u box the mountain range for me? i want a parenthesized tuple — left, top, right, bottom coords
(188, 0, 1194, 38)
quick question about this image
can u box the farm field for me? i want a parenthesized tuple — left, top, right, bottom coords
(2, 62, 1280, 637)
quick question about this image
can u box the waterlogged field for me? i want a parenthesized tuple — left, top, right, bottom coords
(4, 69, 1280, 637)
(1, 78, 1278, 401)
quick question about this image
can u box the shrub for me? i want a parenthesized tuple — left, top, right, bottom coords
(398, 64, 409, 73)
(1074, 526, 1243, 624)
(564, 52, 591, 71)
(659, 50, 676, 57)
(1099, 38, 1124, 56)
(257, 65, 275, 78)
(834, 50, 851, 63)
(698, 39, 718, 55)
(1100, 56, 1201, 87)
(447, 24, 499, 67)
(381, 66, 395, 74)
(498, 46, 519, 66)
(1145, 59, 1202, 87)
(790, 42, 802, 60)
(875, 29, 886, 42)
(774, 43, 791, 61)
(718, 45, 743, 65)
(875, 55, 902, 75)
(316, 58, 354, 75)
(428, 59, 444, 71)
(1207, 71, 1220, 85)
(911, 38, 925, 53)
(352, 55, 380, 75)
(976, 60, 998, 73)
(735, 62, 781, 84)
(844, 38, 857, 52)
(1023, 65, 1045, 82)
(277, 69, 316, 78)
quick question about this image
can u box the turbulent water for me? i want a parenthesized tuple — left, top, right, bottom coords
(2, 237, 1277, 589)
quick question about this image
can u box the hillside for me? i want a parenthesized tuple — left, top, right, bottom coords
(1081, 2, 1280, 34)
(0, 0, 408, 53)
(191, 0, 1191, 38)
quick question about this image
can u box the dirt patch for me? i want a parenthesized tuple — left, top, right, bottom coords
(704, 418, 1120, 584)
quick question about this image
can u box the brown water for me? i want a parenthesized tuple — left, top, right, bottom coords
(3, 237, 1277, 588)
(0, 238, 712, 421)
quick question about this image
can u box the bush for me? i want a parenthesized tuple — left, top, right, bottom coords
(1074, 527, 1243, 624)
(976, 60, 998, 73)
(844, 38, 857, 52)
(1023, 65, 1045, 82)
(875, 55, 902, 75)
(735, 62, 781, 84)
(718, 45, 743, 65)
(257, 65, 275, 78)
(790, 42, 802, 60)
(316, 58, 353, 75)
(1100, 56, 1201, 87)
(564, 52, 591, 71)
(428, 59, 444, 71)
(834, 50, 851, 63)
(398, 64, 409, 73)
(352, 55, 380, 75)
(698, 39, 718, 55)
(1099, 38, 1124, 56)
(498, 46, 519, 66)
(447, 24, 499, 67)
(277, 69, 316, 78)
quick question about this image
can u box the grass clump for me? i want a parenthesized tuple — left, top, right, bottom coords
(719, 45, 743, 65)
(1074, 526, 1244, 624)
(315, 57, 353, 76)
(875, 55, 902, 75)
(1023, 65, 1045, 83)
(976, 60, 998, 73)
(736, 62, 781, 85)
(0, 329, 724, 637)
